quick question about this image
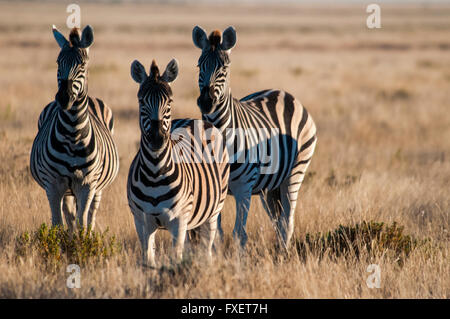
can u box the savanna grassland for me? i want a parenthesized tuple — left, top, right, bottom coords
(0, 2, 449, 298)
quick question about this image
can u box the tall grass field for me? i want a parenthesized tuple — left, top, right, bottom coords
(0, 2, 448, 298)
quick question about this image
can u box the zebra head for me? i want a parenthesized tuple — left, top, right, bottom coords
(53, 25, 93, 110)
(192, 26, 237, 114)
(131, 58, 179, 151)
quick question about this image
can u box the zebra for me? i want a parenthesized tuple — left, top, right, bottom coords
(192, 26, 317, 249)
(127, 58, 229, 267)
(30, 25, 119, 231)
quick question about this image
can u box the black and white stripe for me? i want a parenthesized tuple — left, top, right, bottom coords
(30, 25, 119, 230)
(193, 26, 317, 248)
(127, 59, 229, 266)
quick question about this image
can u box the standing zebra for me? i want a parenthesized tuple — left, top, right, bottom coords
(127, 58, 229, 267)
(30, 25, 119, 230)
(192, 26, 317, 248)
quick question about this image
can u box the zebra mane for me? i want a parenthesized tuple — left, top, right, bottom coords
(69, 28, 81, 47)
(198, 47, 230, 67)
(150, 60, 160, 81)
(140, 61, 173, 97)
(208, 30, 221, 50)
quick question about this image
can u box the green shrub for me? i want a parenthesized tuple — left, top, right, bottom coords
(16, 223, 121, 268)
(296, 221, 429, 265)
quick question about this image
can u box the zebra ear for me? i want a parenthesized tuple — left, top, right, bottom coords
(52, 25, 69, 49)
(192, 26, 208, 50)
(131, 60, 147, 84)
(79, 25, 94, 49)
(161, 59, 179, 83)
(221, 26, 236, 51)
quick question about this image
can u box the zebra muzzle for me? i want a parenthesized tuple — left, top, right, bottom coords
(148, 120, 167, 150)
(197, 86, 213, 113)
(55, 80, 75, 109)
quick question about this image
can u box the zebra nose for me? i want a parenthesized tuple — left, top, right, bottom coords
(209, 86, 215, 99)
(201, 85, 214, 99)
(150, 120, 164, 133)
(148, 120, 166, 150)
(197, 86, 213, 113)
(55, 80, 70, 108)
(200, 85, 209, 96)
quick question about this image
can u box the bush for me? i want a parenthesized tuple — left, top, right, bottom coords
(296, 221, 429, 265)
(16, 223, 121, 268)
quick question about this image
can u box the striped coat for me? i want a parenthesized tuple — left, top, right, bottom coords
(31, 97, 118, 193)
(30, 25, 119, 230)
(127, 59, 229, 266)
(193, 26, 317, 248)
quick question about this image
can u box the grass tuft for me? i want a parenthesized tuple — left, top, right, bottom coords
(15, 223, 121, 268)
(296, 221, 430, 265)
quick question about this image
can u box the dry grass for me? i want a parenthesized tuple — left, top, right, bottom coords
(0, 2, 449, 298)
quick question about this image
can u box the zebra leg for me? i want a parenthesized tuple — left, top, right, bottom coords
(137, 215, 157, 268)
(133, 214, 145, 248)
(46, 187, 66, 226)
(87, 191, 102, 231)
(62, 195, 76, 232)
(259, 188, 283, 224)
(277, 138, 317, 249)
(187, 228, 201, 246)
(277, 163, 311, 249)
(212, 213, 224, 252)
(232, 191, 252, 247)
(204, 217, 218, 262)
(75, 185, 96, 229)
(216, 213, 224, 242)
(146, 230, 157, 267)
(196, 216, 219, 262)
(169, 218, 188, 263)
(260, 187, 289, 247)
(276, 180, 299, 249)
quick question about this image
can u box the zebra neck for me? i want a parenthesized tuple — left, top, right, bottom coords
(56, 94, 92, 141)
(204, 89, 233, 131)
(61, 92, 89, 115)
(139, 136, 175, 174)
